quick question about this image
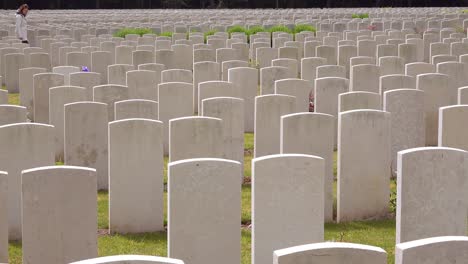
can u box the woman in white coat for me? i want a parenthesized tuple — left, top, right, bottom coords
(15, 4, 29, 44)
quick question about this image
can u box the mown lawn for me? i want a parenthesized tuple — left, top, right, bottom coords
(7, 106, 399, 263)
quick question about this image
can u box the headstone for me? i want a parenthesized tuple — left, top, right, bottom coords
(22, 166, 97, 264)
(33, 73, 65, 123)
(198, 81, 236, 113)
(70, 255, 184, 264)
(0, 105, 26, 125)
(0, 123, 54, 240)
(395, 236, 468, 264)
(339, 92, 381, 112)
(158, 82, 194, 155)
(350, 64, 380, 93)
(168, 158, 241, 264)
(91, 51, 112, 84)
(228, 67, 257, 133)
(252, 154, 325, 264)
(338, 110, 391, 222)
(405, 62, 435, 77)
(254, 94, 296, 158)
(133, 50, 154, 66)
(52, 66, 80, 85)
(169, 116, 223, 162)
(109, 119, 164, 234)
(260, 66, 292, 95)
(416, 73, 454, 146)
(115, 45, 134, 65)
(280, 112, 335, 221)
(64, 102, 108, 190)
(0, 171, 6, 262)
(379, 56, 405, 75)
(201, 97, 244, 172)
(161, 69, 192, 83)
(301, 57, 327, 82)
(126, 70, 158, 101)
(396, 147, 468, 243)
(114, 99, 158, 120)
(438, 105, 468, 151)
(49, 86, 87, 161)
(138, 63, 165, 87)
(379, 74, 416, 95)
(19, 67, 46, 120)
(316, 65, 346, 78)
(383, 89, 425, 175)
(93, 85, 129, 121)
(316, 45, 337, 64)
(222, 60, 248, 81)
(108, 64, 134, 86)
(275, 78, 312, 112)
(69, 72, 101, 100)
(67, 52, 91, 69)
(193, 61, 221, 113)
(4, 53, 24, 93)
(273, 242, 387, 264)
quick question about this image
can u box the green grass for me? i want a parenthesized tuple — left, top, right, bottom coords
(268, 25, 292, 34)
(114, 28, 155, 38)
(293, 24, 317, 34)
(352, 13, 370, 19)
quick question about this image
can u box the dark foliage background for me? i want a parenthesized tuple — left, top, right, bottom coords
(2, 0, 468, 9)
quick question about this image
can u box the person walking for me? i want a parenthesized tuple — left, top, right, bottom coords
(15, 4, 29, 44)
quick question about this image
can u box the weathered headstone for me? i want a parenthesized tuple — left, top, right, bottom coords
(252, 154, 325, 264)
(109, 119, 164, 234)
(64, 102, 108, 190)
(338, 110, 391, 222)
(396, 147, 468, 243)
(93, 84, 129, 121)
(168, 158, 241, 264)
(114, 99, 158, 120)
(0, 123, 55, 240)
(22, 166, 97, 264)
(273, 243, 387, 264)
(33, 73, 65, 123)
(254, 94, 296, 158)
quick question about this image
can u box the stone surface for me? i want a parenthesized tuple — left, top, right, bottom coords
(275, 78, 313, 112)
(438, 105, 468, 151)
(33, 73, 65, 123)
(280, 112, 335, 221)
(228, 67, 257, 133)
(350, 64, 380, 93)
(126, 70, 158, 101)
(395, 236, 468, 264)
(49, 86, 87, 161)
(64, 102, 108, 190)
(169, 117, 223, 162)
(202, 97, 244, 175)
(379, 74, 415, 96)
(69, 72, 101, 100)
(0, 171, 6, 263)
(273, 242, 387, 264)
(416, 73, 454, 146)
(338, 110, 391, 222)
(109, 119, 164, 234)
(383, 89, 425, 176)
(115, 99, 158, 121)
(158, 82, 194, 155)
(93, 84, 129, 121)
(53, 66, 80, 85)
(108, 64, 134, 86)
(161, 69, 192, 83)
(0, 123, 55, 240)
(22, 166, 97, 264)
(168, 158, 241, 264)
(252, 154, 325, 264)
(19, 67, 47, 120)
(254, 94, 296, 158)
(4, 53, 24, 93)
(260, 66, 292, 95)
(70, 255, 185, 264)
(339, 91, 381, 112)
(0, 105, 27, 126)
(396, 147, 468, 243)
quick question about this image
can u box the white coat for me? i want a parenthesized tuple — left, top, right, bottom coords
(15, 13, 27, 41)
